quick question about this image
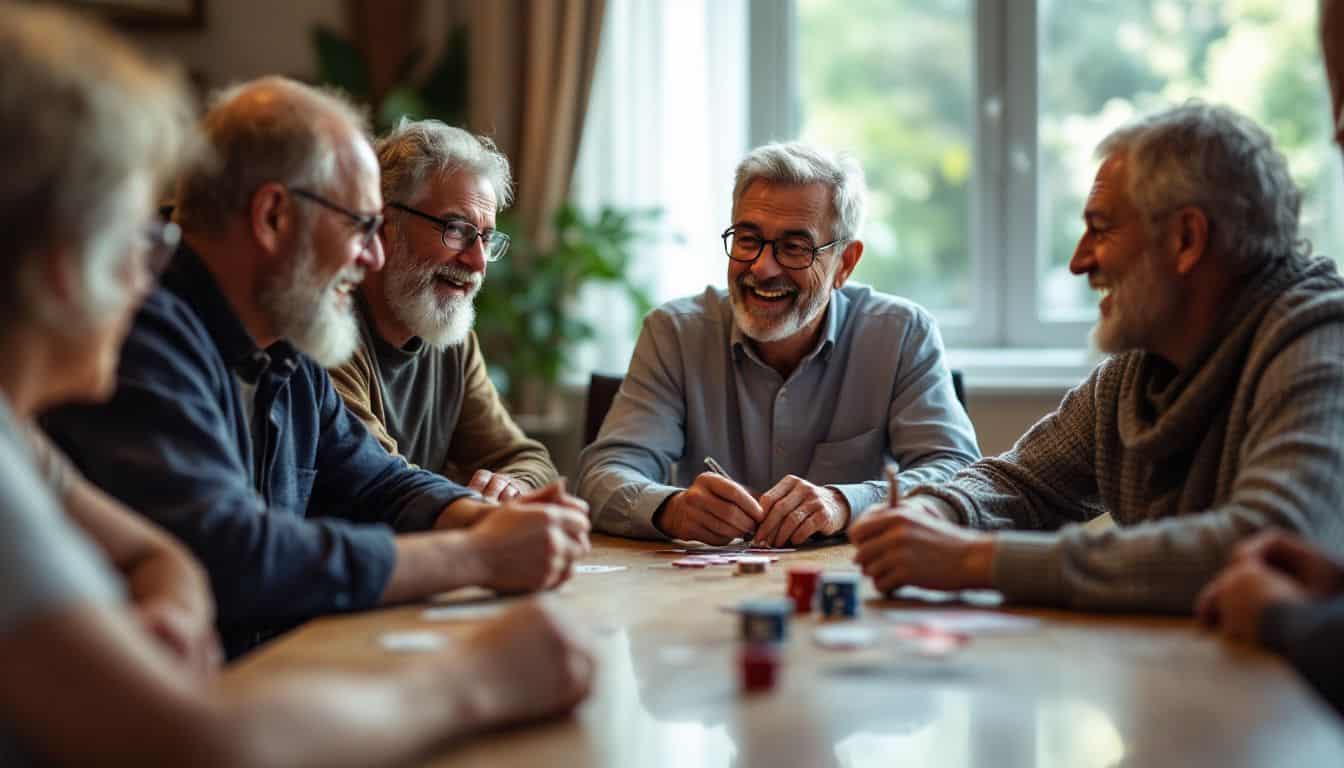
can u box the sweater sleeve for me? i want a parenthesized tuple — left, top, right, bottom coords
(913, 362, 1106, 531)
(442, 332, 557, 490)
(1261, 598, 1344, 717)
(988, 324, 1344, 612)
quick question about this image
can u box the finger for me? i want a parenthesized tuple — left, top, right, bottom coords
(766, 485, 814, 547)
(864, 555, 907, 595)
(547, 505, 593, 539)
(520, 480, 567, 504)
(852, 528, 902, 567)
(695, 493, 759, 536)
(469, 469, 492, 493)
(497, 482, 522, 502)
(691, 506, 747, 541)
(1194, 579, 1220, 627)
(759, 476, 799, 519)
(771, 507, 809, 548)
(482, 474, 513, 501)
(700, 473, 765, 523)
(848, 509, 898, 544)
(788, 509, 824, 545)
(684, 521, 734, 546)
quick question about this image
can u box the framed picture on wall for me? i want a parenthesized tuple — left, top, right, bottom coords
(57, 0, 206, 28)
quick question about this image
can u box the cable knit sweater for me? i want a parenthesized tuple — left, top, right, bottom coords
(916, 255, 1344, 612)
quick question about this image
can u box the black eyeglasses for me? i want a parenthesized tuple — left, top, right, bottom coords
(291, 188, 383, 253)
(721, 226, 841, 270)
(387, 202, 511, 262)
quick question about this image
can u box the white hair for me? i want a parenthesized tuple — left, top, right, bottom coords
(732, 142, 867, 243)
(0, 4, 194, 329)
(174, 76, 370, 236)
(1096, 101, 1302, 276)
(376, 118, 514, 209)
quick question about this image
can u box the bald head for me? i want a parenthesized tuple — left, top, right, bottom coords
(174, 76, 370, 236)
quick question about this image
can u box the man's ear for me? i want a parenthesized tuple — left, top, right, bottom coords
(833, 239, 863, 288)
(38, 244, 81, 310)
(250, 182, 294, 257)
(1170, 206, 1209, 275)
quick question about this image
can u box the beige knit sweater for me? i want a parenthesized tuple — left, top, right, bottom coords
(917, 255, 1344, 612)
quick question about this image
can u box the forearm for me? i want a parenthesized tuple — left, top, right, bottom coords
(434, 497, 494, 530)
(216, 659, 484, 768)
(379, 531, 487, 604)
(579, 460, 680, 540)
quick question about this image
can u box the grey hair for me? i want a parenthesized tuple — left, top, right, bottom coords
(732, 142, 867, 242)
(174, 76, 370, 236)
(376, 118, 514, 210)
(1095, 101, 1301, 275)
(0, 4, 195, 330)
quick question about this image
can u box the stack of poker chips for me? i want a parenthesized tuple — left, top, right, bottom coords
(819, 572, 862, 619)
(786, 566, 822, 614)
(735, 555, 770, 575)
(737, 597, 792, 693)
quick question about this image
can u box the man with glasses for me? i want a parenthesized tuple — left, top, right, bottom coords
(44, 77, 591, 657)
(576, 141, 980, 546)
(329, 119, 557, 503)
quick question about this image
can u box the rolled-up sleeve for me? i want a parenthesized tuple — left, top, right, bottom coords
(576, 312, 688, 539)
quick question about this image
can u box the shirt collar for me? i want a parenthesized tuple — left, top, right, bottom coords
(160, 243, 302, 385)
(730, 287, 848, 367)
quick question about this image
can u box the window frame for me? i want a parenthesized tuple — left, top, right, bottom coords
(758, 0, 1100, 351)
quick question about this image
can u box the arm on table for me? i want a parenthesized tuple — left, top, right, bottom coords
(576, 312, 691, 539)
(0, 599, 591, 768)
(1261, 598, 1344, 717)
(990, 330, 1344, 612)
(446, 332, 558, 495)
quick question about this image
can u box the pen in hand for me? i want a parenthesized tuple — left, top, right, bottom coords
(703, 456, 759, 547)
(884, 463, 901, 509)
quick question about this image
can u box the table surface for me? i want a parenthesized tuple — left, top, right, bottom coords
(226, 535, 1344, 767)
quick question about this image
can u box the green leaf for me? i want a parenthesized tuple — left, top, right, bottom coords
(312, 25, 370, 101)
(378, 86, 427, 131)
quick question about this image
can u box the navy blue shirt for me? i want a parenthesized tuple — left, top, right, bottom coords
(44, 247, 475, 655)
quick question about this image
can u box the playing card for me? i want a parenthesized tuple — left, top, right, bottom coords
(575, 565, 628, 574)
(379, 631, 447, 652)
(421, 604, 505, 622)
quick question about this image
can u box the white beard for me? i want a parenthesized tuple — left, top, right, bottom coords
(383, 235, 479, 349)
(1089, 247, 1180, 356)
(729, 273, 831, 344)
(259, 234, 361, 366)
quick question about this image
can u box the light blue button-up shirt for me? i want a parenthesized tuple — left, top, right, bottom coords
(576, 283, 981, 539)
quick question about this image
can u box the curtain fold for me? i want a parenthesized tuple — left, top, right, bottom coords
(469, 0, 607, 247)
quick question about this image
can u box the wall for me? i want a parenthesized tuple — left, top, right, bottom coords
(123, 0, 344, 88)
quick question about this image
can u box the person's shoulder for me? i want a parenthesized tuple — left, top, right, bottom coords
(644, 286, 731, 337)
(839, 283, 937, 335)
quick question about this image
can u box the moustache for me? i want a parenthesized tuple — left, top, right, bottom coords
(737, 273, 797, 295)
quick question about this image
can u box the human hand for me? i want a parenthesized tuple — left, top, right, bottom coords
(458, 599, 595, 728)
(466, 481, 591, 593)
(1231, 531, 1344, 599)
(755, 475, 848, 547)
(135, 597, 223, 679)
(1195, 557, 1311, 642)
(850, 503, 994, 593)
(656, 472, 763, 545)
(469, 469, 528, 502)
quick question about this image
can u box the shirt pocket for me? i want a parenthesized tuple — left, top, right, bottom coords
(806, 427, 886, 487)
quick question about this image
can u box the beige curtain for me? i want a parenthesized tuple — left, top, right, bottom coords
(467, 0, 607, 247)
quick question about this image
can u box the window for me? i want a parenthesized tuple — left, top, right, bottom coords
(792, 0, 1337, 349)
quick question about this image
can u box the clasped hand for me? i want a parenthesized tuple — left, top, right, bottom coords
(658, 472, 848, 547)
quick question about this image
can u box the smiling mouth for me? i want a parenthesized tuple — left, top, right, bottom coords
(744, 285, 796, 303)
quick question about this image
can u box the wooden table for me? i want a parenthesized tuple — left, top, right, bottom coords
(227, 535, 1344, 767)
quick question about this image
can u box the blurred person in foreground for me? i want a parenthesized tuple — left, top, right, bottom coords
(42, 73, 590, 657)
(0, 6, 592, 766)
